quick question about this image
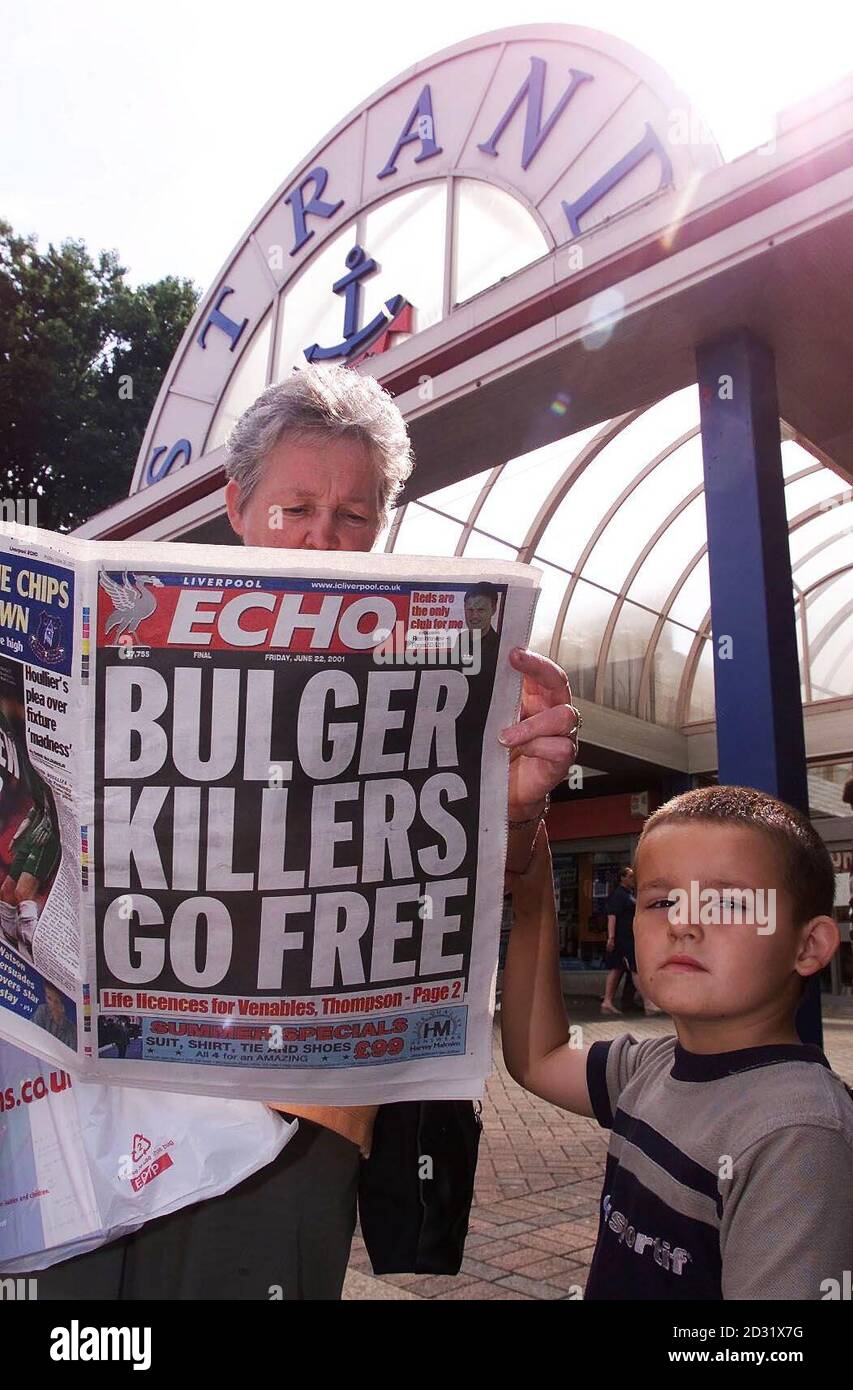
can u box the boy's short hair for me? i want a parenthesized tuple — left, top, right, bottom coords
(636, 784, 835, 926)
(842, 773, 853, 809)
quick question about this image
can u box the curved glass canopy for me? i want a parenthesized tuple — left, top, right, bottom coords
(199, 175, 851, 733)
(378, 386, 853, 729)
(205, 177, 549, 454)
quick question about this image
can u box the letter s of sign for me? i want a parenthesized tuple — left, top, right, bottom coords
(146, 439, 192, 486)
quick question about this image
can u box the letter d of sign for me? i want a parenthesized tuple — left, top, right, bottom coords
(561, 122, 674, 237)
(377, 84, 443, 179)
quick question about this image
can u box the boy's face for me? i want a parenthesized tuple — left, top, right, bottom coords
(633, 822, 803, 1021)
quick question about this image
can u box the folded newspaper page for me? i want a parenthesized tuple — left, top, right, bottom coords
(0, 522, 538, 1104)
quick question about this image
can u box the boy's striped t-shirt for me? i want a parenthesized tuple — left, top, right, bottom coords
(584, 1034, 853, 1300)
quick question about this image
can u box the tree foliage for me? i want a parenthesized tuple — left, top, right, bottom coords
(0, 219, 199, 531)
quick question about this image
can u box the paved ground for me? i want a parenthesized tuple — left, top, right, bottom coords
(343, 1001, 853, 1300)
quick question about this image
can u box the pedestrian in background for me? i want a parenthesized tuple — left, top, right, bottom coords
(601, 866, 657, 1015)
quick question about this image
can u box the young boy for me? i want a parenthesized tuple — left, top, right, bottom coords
(501, 785, 853, 1300)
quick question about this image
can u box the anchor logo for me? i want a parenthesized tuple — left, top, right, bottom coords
(304, 244, 410, 363)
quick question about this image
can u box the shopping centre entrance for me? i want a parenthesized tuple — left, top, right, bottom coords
(74, 25, 853, 1029)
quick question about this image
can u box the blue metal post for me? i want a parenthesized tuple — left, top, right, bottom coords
(695, 330, 820, 1046)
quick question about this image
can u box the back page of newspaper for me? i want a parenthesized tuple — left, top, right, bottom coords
(0, 525, 84, 1068)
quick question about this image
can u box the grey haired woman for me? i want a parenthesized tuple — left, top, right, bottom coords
(34, 364, 581, 1300)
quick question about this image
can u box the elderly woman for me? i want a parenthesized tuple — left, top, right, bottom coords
(35, 364, 580, 1302)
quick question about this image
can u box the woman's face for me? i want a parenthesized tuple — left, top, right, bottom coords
(225, 434, 384, 553)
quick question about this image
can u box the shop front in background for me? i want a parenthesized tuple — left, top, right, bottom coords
(496, 837, 634, 979)
(546, 794, 652, 960)
(551, 839, 634, 967)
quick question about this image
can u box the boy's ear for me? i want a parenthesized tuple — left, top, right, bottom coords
(795, 915, 840, 984)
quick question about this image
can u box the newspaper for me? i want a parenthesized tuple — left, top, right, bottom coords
(0, 522, 538, 1105)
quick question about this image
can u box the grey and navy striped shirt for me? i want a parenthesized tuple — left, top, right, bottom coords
(584, 1035, 853, 1300)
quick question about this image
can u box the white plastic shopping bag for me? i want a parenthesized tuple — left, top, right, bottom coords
(0, 1038, 296, 1273)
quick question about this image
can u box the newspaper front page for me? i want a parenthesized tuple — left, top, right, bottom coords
(0, 523, 538, 1104)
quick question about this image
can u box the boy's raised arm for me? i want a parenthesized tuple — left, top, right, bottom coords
(501, 824, 594, 1117)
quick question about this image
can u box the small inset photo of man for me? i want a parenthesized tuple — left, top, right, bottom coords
(98, 1014, 143, 1060)
(0, 659, 62, 964)
(31, 979, 77, 1052)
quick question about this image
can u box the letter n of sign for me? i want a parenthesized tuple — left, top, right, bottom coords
(477, 57, 593, 170)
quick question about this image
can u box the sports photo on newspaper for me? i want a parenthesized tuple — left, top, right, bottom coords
(0, 521, 539, 1107)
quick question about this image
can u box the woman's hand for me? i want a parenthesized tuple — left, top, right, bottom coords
(499, 648, 581, 819)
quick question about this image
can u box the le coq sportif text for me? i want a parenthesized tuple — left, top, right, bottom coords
(99, 664, 481, 994)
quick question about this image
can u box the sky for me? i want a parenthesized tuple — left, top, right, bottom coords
(3, 0, 852, 291)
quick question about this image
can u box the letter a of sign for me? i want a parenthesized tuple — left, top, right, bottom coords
(378, 84, 443, 179)
(477, 57, 593, 170)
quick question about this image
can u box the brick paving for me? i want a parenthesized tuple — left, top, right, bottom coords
(343, 1001, 853, 1300)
